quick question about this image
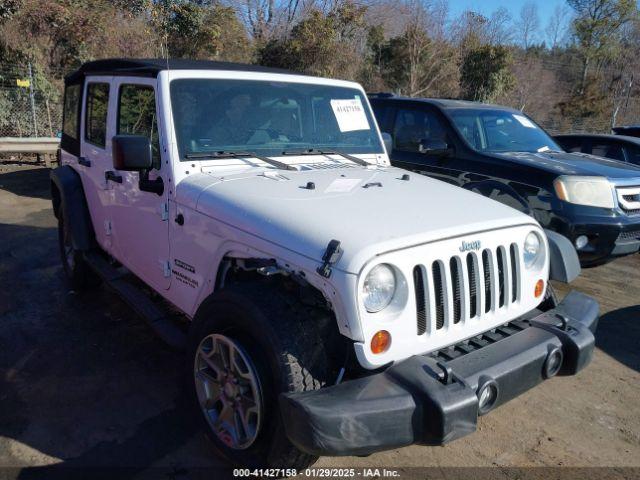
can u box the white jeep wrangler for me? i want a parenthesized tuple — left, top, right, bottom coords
(51, 59, 599, 469)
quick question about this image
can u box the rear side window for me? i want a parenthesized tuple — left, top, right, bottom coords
(118, 84, 160, 169)
(62, 84, 81, 140)
(85, 83, 110, 148)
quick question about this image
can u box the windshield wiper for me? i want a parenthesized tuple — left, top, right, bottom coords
(281, 148, 371, 167)
(184, 150, 296, 171)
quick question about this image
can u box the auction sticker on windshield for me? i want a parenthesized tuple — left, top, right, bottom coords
(330, 98, 370, 132)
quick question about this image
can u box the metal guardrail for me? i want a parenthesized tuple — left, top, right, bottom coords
(0, 137, 59, 166)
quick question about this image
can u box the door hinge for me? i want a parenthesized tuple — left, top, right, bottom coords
(160, 202, 169, 221)
(104, 220, 112, 236)
(161, 260, 171, 278)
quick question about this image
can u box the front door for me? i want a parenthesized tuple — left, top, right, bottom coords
(390, 106, 461, 186)
(108, 78, 170, 291)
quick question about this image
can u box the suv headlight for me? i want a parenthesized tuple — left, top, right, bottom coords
(363, 264, 396, 313)
(524, 231, 543, 269)
(554, 176, 614, 209)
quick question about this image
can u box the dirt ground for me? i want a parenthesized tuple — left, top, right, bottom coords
(0, 164, 639, 479)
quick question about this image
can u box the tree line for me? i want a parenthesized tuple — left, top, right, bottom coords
(0, 0, 638, 133)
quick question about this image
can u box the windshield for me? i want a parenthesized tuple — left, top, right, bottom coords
(170, 79, 383, 159)
(446, 108, 561, 153)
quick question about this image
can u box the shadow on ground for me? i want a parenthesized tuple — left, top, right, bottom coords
(0, 167, 51, 200)
(596, 305, 640, 373)
(0, 168, 232, 478)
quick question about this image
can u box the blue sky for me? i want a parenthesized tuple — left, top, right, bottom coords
(447, 0, 565, 22)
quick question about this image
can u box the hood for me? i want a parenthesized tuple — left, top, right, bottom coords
(492, 150, 640, 179)
(178, 166, 535, 274)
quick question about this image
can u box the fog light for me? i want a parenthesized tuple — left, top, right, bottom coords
(477, 379, 498, 415)
(534, 279, 544, 298)
(371, 330, 391, 354)
(543, 346, 563, 378)
(575, 235, 588, 250)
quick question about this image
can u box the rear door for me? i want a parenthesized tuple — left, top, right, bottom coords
(108, 78, 170, 292)
(79, 77, 116, 253)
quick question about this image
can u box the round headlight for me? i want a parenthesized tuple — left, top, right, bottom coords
(363, 264, 396, 313)
(523, 232, 542, 268)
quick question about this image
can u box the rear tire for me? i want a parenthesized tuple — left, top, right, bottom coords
(187, 280, 340, 470)
(57, 205, 99, 291)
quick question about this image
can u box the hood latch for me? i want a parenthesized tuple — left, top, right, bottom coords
(317, 239, 343, 278)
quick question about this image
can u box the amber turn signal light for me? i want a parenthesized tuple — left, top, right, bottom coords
(371, 330, 391, 354)
(534, 279, 545, 298)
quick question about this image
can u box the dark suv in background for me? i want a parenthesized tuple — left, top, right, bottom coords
(369, 94, 640, 266)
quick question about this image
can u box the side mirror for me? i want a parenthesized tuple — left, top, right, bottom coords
(419, 138, 452, 156)
(113, 135, 153, 171)
(381, 132, 393, 154)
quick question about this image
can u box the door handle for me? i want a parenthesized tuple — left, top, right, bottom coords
(78, 156, 91, 167)
(105, 171, 123, 184)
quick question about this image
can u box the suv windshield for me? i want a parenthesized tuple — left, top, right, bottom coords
(446, 108, 561, 153)
(170, 79, 383, 159)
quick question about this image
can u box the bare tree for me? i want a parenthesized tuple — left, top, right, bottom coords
(545, 4, 570, 49)
(517, 1, 540, 49)
(487, 7, 514, 45)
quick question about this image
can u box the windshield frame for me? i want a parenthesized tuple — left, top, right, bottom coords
(441, 106, 562, 154)
(165, 71, 385, 161)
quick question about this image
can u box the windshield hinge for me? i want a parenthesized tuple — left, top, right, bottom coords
(317, 239, 343, 278)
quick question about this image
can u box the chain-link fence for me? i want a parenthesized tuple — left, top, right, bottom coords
(0, 62, 63, 138)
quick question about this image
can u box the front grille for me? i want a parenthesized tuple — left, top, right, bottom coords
(618, 230, 640, 242)
(616, 186, 640, 213)
(413, 243, 521, 335)
(432, 262, 445, 330)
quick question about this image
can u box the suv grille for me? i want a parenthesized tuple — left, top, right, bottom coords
(412, 243, 521, 335)
(616, 186, 640, 213)
(618, 230, 640, 242)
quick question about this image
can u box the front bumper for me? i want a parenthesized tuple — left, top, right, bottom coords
(279, 291, 599, 457)
(552, 209, 640, 265)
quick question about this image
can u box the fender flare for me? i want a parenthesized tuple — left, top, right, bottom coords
(545, 229, 581, 284)
(50, 165, 95, 251)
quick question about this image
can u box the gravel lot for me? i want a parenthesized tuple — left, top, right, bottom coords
(0, 164, 639, 479)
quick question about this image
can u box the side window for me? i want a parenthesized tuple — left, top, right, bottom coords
(85, 83, 110, 148)
(63, 84, 81, 140)
(591, 142, 624, 161)
(393, 108, 447, 152)
(118, 84, 160, 169)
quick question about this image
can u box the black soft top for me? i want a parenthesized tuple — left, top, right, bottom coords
(65, 58, 297, 84)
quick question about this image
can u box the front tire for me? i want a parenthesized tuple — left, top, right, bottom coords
(187, 281, 339, 469)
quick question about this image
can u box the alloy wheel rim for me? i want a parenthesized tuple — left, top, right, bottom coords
(194, 334, 263, 450)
